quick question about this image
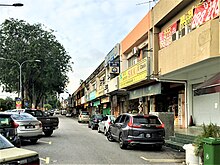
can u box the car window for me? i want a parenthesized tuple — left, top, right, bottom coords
(11, 113, 36, 121)
(114, 115, 122, 123)
(82, 112, 89, 115)
(96, 115, 103, 120)
(36, 111, 43, 117)
(124, 115, 130, 124)
(0, 134, 14, 149)
(133, 116, 161, 124)
(109, 116, 115, 121)
(0, 117, 12, 128)
(119, 115, 127, 123)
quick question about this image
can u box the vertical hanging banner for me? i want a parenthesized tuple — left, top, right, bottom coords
(191, 0, 219, 29)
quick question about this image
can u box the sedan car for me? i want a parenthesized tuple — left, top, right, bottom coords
(88, 114, 104, 130)
(78, 111, 90, 123)
(107, 113, 165, 150)
(6, 112, 43, 144)
(98, 115, 115, 135)
(0, 134, 40, 164)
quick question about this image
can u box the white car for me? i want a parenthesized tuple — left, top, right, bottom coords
(78, 111, 90, 123)
(98, 115, 115, 135)
(0, 134, 40, 164)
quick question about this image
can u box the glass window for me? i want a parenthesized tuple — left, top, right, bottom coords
(11, 113, 35, 121)
(114, 115, 122, 123)
(0, 134, 14, 149)
(133, 116, 161, 125)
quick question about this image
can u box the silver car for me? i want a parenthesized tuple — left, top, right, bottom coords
(8, 112, 43, 144)
(98, 115, 115, 135)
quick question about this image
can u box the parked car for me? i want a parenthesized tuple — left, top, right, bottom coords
(24, 109, 59, 137)
(0, 112, 21, 147)
(98, 115, 115, 135)
(88, 114, 104, 130)
(107, 113, 165, 150)
(0, 134, 40, 164)
(54, 109, 61, 115)
(4, 112, 43, 144)
(78, 111, 90, 123)
(61, 109, 67, 115)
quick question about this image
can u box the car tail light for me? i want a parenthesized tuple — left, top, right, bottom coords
(156, 123, 165, 128)
(12, 121, 19, 128)
(39, 121, 42, 128)
(127, 117, 141, 128)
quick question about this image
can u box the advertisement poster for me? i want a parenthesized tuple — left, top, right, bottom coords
(191, 0, 219, 29)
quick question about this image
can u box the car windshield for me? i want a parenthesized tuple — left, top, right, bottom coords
(11, 113, 36, 121)
(82, 112, 89, 115)
(0, 134, 14, 149)
(96, 115, 103, 119)
(133, 116, 161, 125)
(0, 116, 12, 128)
(109, 116, 115, 121)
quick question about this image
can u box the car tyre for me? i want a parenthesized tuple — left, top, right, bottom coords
(30, 138, 38, 144)
(106, 131, 114, 142)
(91, 124, 95, 130)
(98, 126, 101, 133)
(44, 130, 53, 137)
(119, 133, 127, 149)
(88, 123, 91, 128)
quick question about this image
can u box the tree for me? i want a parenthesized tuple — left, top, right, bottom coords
(0, 18, 72, 108)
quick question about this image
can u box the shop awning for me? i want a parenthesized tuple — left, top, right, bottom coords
(194, 72, 220, 95)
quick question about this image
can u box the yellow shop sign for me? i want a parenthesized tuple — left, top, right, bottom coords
(119, 58, 147, 88)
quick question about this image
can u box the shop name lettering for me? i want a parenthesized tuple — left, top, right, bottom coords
(127, 63, 146, 77)
(192, 0, 219, 29)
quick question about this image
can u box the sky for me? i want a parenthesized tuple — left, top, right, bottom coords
(0, 0, 157, 99)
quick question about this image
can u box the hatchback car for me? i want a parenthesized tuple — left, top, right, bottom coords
(78, 111, 90, 123)
(0, 113, 21, 147)
(6, 112, 43, 144)
(0, 134, 40, 164)
(88, 114, 104, 130)
(107, 113, 165, 150)
(98, 115, 115, 135)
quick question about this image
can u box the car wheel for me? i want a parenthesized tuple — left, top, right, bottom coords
(106, 131, 114, 142)
(30, 138, 38, 144)
(44, 130, 53, 137)
(88, 123, 91, 128)
(119, 133, 127, 149)
(104, 128, 107, 136)
(98, 126, 101, 133)
(91, 124, 95, 130)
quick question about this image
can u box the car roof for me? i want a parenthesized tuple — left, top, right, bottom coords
(121, 113, 158, 117)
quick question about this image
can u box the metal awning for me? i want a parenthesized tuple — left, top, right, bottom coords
(194, 72, 220, 95)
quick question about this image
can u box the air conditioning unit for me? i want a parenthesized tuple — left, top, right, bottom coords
(132, 47, 139, 55)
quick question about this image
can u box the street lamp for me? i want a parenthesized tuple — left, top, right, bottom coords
(0, 57, 41, 100)
(0, 3, 23, 7)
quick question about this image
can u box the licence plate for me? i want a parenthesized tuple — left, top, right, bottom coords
(26, 125, 35, 129)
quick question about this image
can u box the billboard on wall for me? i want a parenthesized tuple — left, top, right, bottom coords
(119, 58, 147, 89)
(191, 0, 219, 29)
(104, 43, 120, 66)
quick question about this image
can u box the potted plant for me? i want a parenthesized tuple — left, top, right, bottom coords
(194, 123, 220, 163)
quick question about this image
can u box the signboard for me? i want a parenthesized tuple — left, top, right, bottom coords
(191, 0, 219, 29)
(159, 22, 177, 49)
(180, 8, 194, 30)
(119, 58, 147, 88)
(15, 98, 22, 109)
(104, 43, 120, 66)
(109, 61, 119, 74)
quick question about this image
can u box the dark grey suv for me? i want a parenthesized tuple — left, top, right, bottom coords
(107, 113, 165, 150)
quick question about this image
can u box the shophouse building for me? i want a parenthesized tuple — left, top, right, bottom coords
(152, 0, 220, 127)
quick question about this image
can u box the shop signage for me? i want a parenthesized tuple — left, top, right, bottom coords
(180, 8, 194, 30)
(96, 88, 104, 97)
(159, 22, 177, 49)
(109, 61, 119, 74)
(93, 100, 100, 107)
(104, 43, 120, 66)
(119, 58, 147, 88)
(191, 0, 219, 29)
(101, 97, 110, 103)
(89, 91, 96, 101)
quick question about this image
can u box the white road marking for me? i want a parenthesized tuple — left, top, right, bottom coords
(39, 140, 52, 144)
(140, 156, 185, 163)
(40, 157, 50, 164)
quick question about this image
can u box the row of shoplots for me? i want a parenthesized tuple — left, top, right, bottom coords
(69, 0, 220, 128)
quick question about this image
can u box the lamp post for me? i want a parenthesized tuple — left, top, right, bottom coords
(0, 3, 23, 7)
(0, 57, 40, 100)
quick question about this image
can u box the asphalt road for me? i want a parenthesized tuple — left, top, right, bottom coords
(22, 115, 186, 165)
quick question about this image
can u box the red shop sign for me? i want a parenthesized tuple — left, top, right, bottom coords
(191, 0, 219, 29)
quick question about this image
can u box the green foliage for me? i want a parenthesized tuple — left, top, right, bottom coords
(194, 123, 220, 162)
(44, 104, 52, 110)
(0, 97, 15, 111)
(0, 18, 72, 107)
